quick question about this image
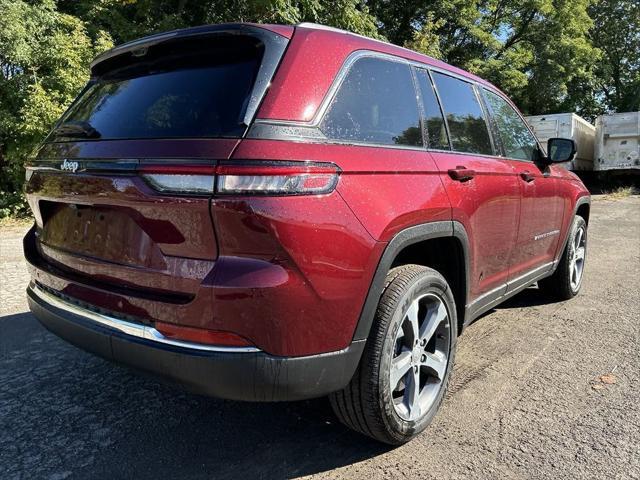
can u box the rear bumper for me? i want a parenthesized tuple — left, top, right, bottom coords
(27, 284, 364, 401)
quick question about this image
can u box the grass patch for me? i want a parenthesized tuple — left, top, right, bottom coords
(600, 186, 639, 200)
(0, 216, 33, 228)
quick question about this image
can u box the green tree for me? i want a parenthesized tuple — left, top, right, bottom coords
(0, 0, 112, 216)
(369, 0, 597, 116)
(587, 0, 640, 112)
(58, 0, 381, 44)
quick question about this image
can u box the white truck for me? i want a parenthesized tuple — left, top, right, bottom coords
(525, 113, 596, 171)
(594, 112, 640, 173)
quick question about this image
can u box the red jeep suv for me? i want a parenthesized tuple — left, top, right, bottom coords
(24, 23, 590, 444)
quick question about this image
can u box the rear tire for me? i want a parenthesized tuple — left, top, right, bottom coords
(330, 265, 457, 445)
(539, 215, 587, 300)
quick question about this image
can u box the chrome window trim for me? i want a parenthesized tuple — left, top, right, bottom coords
(254, 50, 491, 129)
(248, 127, 533, 158)
(30, 284, 261, 353)
(250, 49, 520, 160)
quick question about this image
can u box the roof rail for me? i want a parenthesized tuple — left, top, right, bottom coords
(296, 22, 438, 62)
(297, 22, 350, 34)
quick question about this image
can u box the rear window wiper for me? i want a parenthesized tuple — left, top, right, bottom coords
(52, 121, 101, 139)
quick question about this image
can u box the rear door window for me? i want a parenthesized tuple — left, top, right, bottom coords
(320, 57, 423, 147)
(415, 69, 449, 150)
(484, 90, 539, 161)
(431, 72, 493, 155)
(58, 35, 264, 140)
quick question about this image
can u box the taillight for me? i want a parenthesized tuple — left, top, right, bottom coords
(216, 161, 339, 195)
(139, 164, 216, 195)
(140, 161, 340, 196)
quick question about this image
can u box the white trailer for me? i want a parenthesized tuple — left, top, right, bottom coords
(525, 113, 596, 171)
(594, 112, 640, 172)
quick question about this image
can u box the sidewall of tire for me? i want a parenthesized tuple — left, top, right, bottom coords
(376, 270, 458, 442)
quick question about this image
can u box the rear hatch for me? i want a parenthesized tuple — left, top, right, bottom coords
(25, 24, 289, 319)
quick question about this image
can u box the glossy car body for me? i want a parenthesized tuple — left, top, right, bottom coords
(24, 23, 590, 401)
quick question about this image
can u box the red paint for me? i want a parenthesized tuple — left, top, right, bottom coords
(155, 322, 254, 347)
(24, 23, 589, 358)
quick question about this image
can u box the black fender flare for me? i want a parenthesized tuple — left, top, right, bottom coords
(553, 195, 591, 270)
(352, 220, 471, 341)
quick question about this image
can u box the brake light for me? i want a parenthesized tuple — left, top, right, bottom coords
(154, 321, 254, 347)
(216, 161, 340, 195)
(140, 161, 340, 196)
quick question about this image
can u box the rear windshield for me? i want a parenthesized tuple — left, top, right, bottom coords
(58, 35, 264, 140)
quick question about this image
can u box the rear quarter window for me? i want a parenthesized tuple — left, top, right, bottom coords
(320, 57, 423, 147)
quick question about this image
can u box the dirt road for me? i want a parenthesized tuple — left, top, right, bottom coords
(1, 196, 638, 480)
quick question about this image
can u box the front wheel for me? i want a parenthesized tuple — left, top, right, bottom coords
(330, 265, 457, 444)
(539, 215, 587, 300)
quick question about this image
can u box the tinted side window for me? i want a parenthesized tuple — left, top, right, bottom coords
(484, 90, 538, 161)
(432, 73, 493, 155)
(321, 57, 422, 147)
(415, 69, 449, 150)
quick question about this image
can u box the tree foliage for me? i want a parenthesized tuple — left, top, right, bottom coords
(588, 0, 640, 113)
(0, 0, 112, 214)
(369, 0, 600, 116)
(0, 0, 638, 217)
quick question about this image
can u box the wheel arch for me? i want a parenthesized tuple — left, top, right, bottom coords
(352, 221, 471, 341)
(576, 201, 590, 225)
(554, 195, 591, 270)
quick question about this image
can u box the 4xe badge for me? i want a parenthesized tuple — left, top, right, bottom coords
(60, 159, 79, 173)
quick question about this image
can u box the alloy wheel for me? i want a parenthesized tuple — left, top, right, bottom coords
(570, 225, 586, 291)
(390, 293, 451, 421)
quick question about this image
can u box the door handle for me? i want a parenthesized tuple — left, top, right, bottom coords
(520, 171, 535, 182)
(448, 166, 475, 182)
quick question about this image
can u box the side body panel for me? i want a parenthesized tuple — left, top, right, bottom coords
(429, 152, 520, 302)
(225, 139, 451, 352)
(506, 161, 564, 278)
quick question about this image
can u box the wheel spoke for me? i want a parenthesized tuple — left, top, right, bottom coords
(406, 368, 421, 420)
(575, 246, 585, 262)
(422, 351, 447, 381)
(390, 350, 412, 389)
(574, 228, 584, 249)
(420, 301, 446, 344)
(406, 301, 420, 344)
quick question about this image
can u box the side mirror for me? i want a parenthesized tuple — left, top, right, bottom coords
(546, 138, 576, 163)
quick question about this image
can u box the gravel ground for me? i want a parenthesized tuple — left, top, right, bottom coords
(1, 195, 638, 480)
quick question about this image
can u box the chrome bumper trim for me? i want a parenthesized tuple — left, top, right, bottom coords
(30, 284, 261, 353)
